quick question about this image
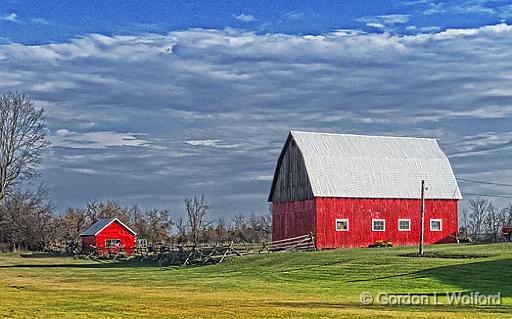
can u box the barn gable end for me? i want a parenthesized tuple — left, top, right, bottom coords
(268, 133, 314, 203)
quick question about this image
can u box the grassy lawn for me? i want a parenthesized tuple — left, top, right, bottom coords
(0, 243, 511, 318)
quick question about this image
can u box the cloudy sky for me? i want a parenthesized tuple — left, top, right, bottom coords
(2, 0, 512, 217)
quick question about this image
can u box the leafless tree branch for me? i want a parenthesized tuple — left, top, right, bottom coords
(0, 92, 50, 204)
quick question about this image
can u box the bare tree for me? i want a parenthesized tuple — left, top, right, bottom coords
(0, 186, 53, 251)
(0, 92, 50, 204)
(56, 208, 88, 242)
(469, 197, 491, 241)
(230, 213, 247, 242)
(175, 217, 188, 245)
(128, 207, 173, 245)
(184, 195, 208, 245)
(485, 203, 503, 243)
(503, 203, 512, 226)
(229, 213, 271, 243)
(213, 218, 229, 243)
(458, 208, 471, 240)
(84, 201, 126, 224)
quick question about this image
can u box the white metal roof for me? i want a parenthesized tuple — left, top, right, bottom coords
(80, 218, 137, 236)
(290, 130, 461, 200)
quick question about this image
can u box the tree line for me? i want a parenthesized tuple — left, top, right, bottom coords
(460, 197, 512, 243)
(0, 191, 271, 252)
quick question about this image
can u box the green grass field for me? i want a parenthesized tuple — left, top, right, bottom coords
(0, 243, 511, 318)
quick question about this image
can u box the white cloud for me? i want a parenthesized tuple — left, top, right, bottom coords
(367, 22, 385, 29)
(30, 18, 50, 25)
(449, 132, 512, 158)
(1, 23, 512, 212)
(420, 26, 442, 33)
(69, 168, 98, 175)
(422, 3, 445, 16)
(461, 5, 496, 15)
(1, 13, 18, 22)
(499, 4, 512, 18)
(414, 0, 511, 17)
(185, 139, 242, 149)
(357, 14, 411, 32)
(233, 13, 257, 22)
(56, 128, 71, 136)
(284, 11, 305, 21)
(51, 130, 150, 149)
(185, 139, 222, 147)
(378, 14, 411, 24)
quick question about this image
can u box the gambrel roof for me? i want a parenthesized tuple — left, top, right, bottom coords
(269, 130, 462, 201)
(80, 218, 136, 236)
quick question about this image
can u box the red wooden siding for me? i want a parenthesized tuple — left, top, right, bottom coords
(81, 236, 96, 248)
(272, 200, 316, 241)
(315, 198, 458, 249)
(82, 220, 135, 255)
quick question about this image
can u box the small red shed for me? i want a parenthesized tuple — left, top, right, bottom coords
(269, 131, 462, 249)
(80, 218, 136, 255)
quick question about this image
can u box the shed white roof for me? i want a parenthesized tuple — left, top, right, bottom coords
(80, 218, 136, 236)
(290, 130, 461, 200)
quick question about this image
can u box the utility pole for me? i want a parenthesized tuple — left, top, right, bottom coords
(419, 180, 425, 256)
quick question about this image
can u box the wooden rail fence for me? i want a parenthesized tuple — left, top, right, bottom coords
(260, 233, 316, 253)
(83, 233, 316, 266)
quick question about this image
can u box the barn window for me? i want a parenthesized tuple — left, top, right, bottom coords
(398, 219, 411, 231)
(430, 219, 442, 231)
(336, 219, 349, 231)
(372, 219, 385, 231)
(105, 239, 121, 247)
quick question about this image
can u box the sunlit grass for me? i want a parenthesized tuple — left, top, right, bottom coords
(0, 243, 511, 318)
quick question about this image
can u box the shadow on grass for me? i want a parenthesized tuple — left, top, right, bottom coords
(346, 258, 512, 298)
(20, 252, 71, 258)
(400, 252, 488, 259)
(410, 258, 512, 297)
(266, 300, 511, 313)
(0, 260, 160, 269)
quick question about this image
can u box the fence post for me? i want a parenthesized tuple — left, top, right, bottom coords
(309, 232, 317, 252)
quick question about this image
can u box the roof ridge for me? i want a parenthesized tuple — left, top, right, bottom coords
(79, 217, 136, 236)
(301, 154, 449, 159)
(290, 130, 437, 141)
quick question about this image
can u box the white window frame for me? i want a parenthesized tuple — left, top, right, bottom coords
(398, 219, 411, 231)
(430, 219, 442, 232)
(335, 218, 349, 232)
(105, 239, 121, 247)
(372, 219, 386, 232)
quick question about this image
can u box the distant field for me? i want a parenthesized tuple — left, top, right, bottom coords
(0, 243, 511, 318)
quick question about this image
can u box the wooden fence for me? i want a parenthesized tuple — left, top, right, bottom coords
(260, 233, 316, 253)
(83, 233, 316, 266)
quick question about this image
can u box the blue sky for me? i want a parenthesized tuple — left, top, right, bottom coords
(3, 0, 512, 43)
(2, 1, 512, 217)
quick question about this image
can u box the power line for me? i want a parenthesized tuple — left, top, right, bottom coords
(456, 177, 512, 188)
(463, 192, 512, 200)
(457, 177, 512, 198)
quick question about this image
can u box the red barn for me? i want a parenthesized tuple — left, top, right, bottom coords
(268, 131, 462, 249)
(80, 218, 136, 255)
